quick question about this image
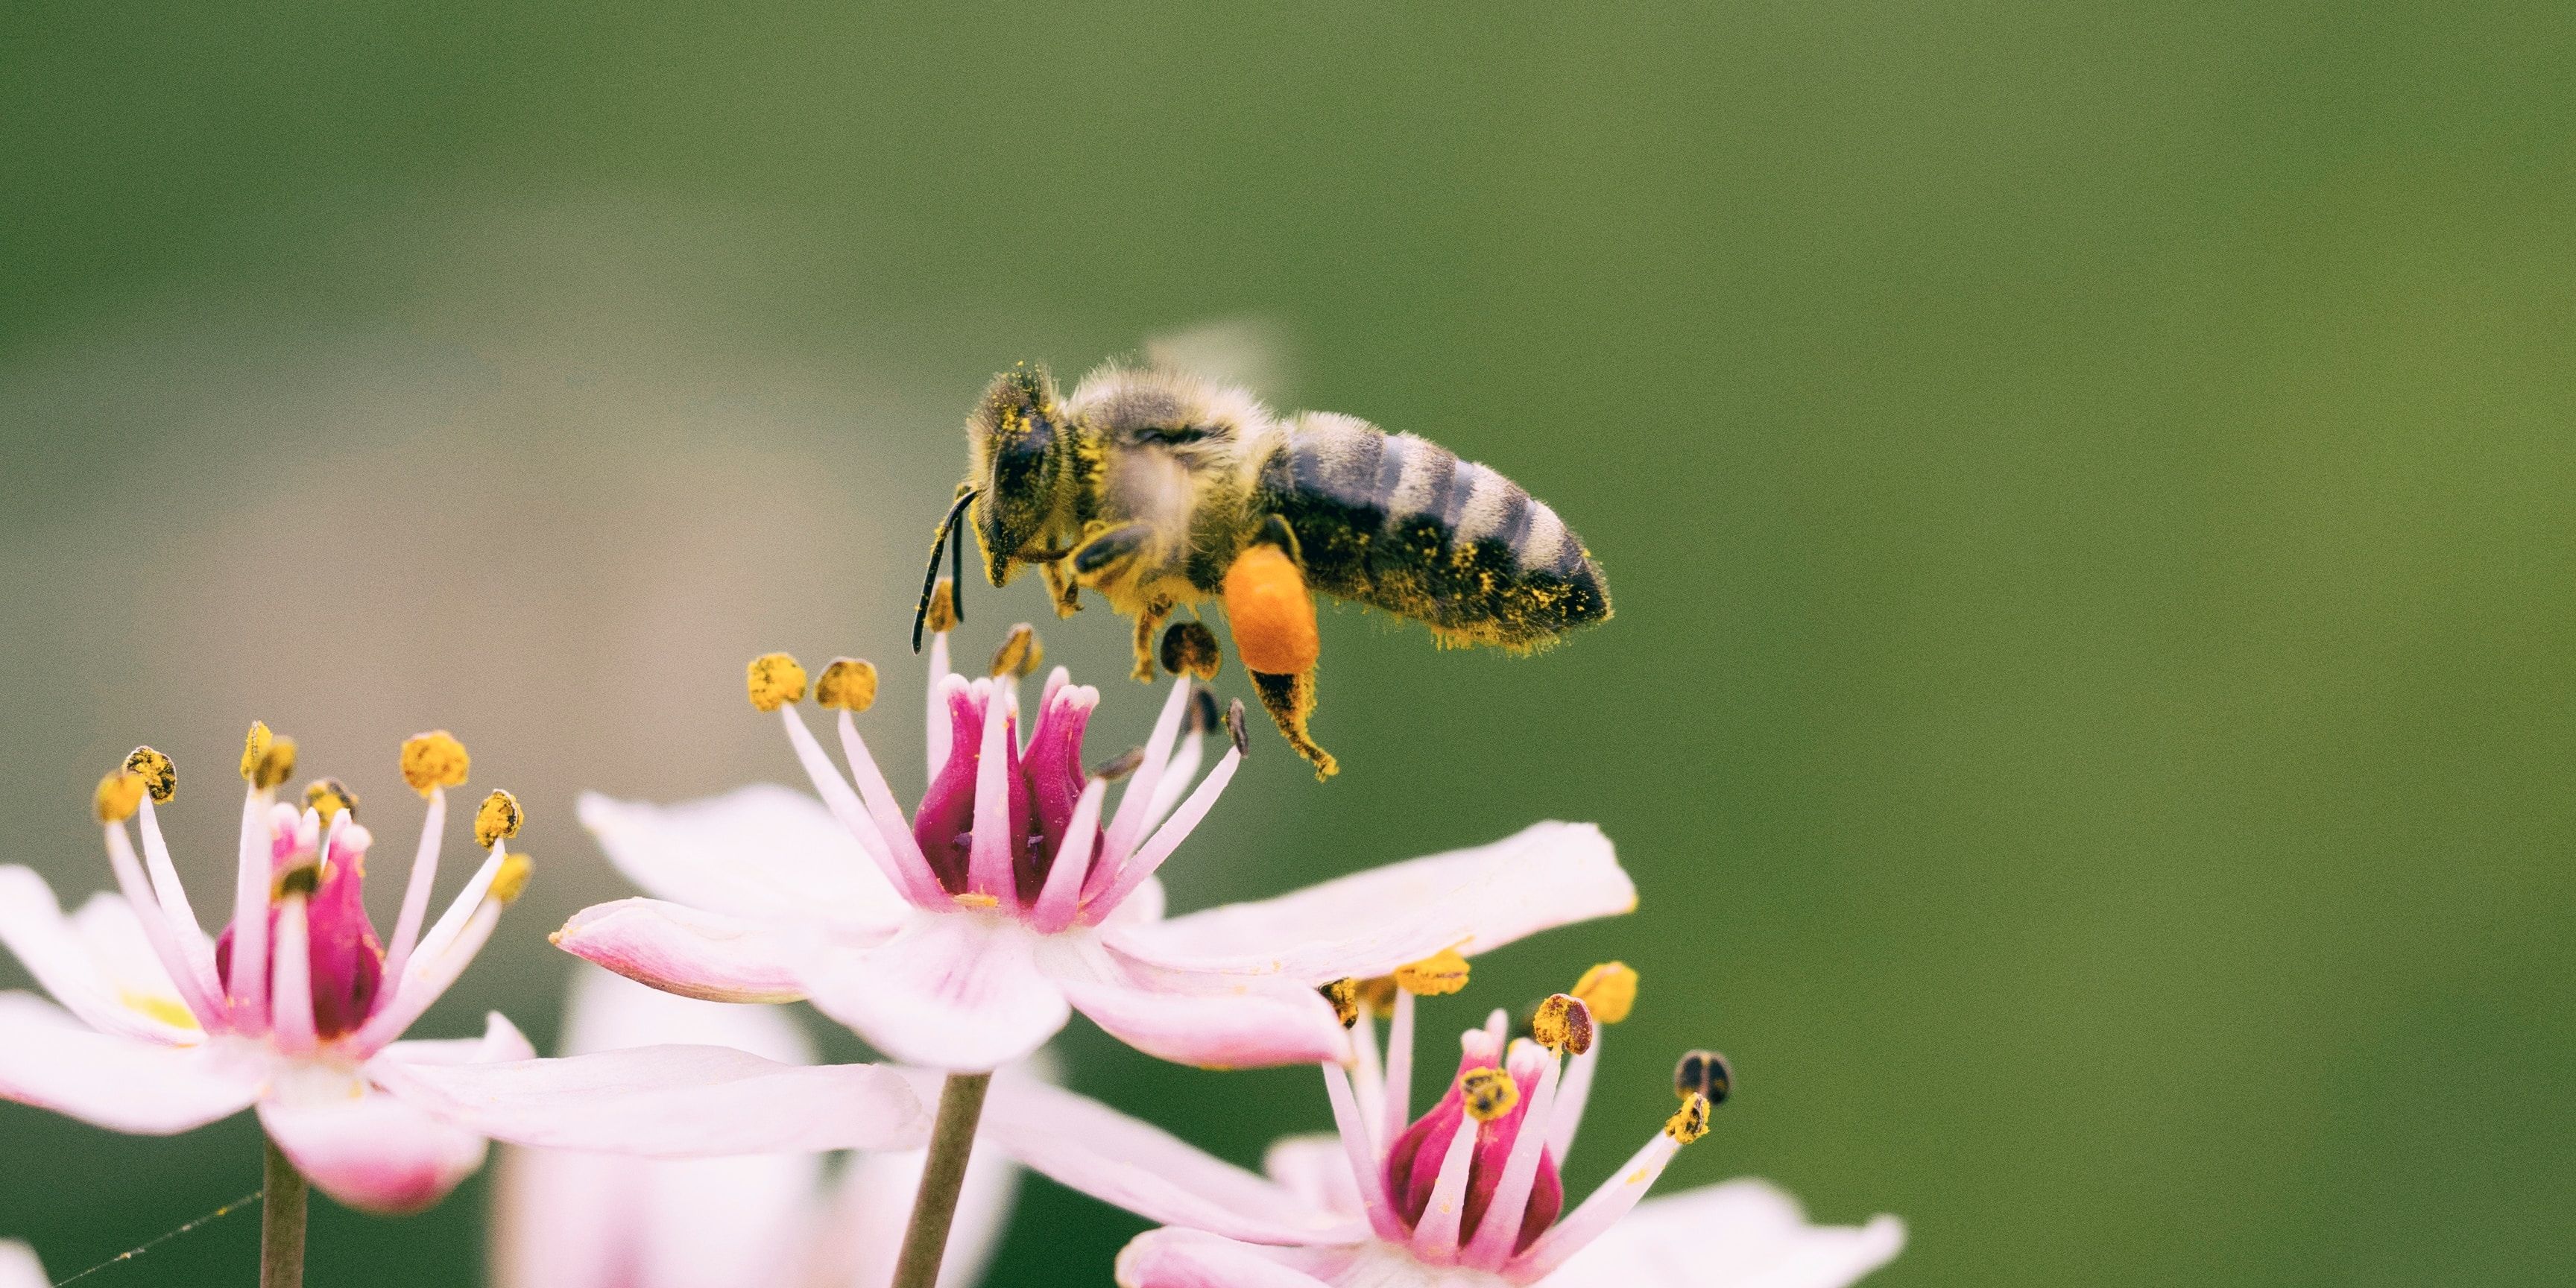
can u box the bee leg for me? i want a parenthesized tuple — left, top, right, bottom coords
(1130, 599, 1174, 683)
(1041, 560, 1082, 619)
(1248, 669, 1337, 780)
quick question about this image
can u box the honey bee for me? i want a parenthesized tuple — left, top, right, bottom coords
(914, 361, 1611, 777)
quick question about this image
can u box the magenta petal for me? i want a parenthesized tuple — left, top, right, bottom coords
(912, 685, 987, 894)
(1021, 688, 1094, 896)
(306, 856, 384, 1038)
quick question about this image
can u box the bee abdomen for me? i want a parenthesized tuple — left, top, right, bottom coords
(1257, 413, 1609, 648)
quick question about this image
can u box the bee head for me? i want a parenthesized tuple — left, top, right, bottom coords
(966, 363, 1071, 586)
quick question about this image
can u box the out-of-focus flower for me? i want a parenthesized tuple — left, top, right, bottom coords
(0, 1240, 42, 1288)
(988, 973, 1904, 1288)
(0, 728, 928, 1214)
(493, 966, 1020, 1288)
(558, 619, 1635, 1072)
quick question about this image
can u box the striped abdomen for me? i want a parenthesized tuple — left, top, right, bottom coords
(1253, 412, 1610, 649)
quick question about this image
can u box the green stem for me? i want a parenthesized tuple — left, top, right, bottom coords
(259, 1134, 306, 1288)
(889, 1070, 994, 1288)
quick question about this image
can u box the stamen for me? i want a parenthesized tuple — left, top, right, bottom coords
(1532, 994, 1594, 1055)
(1322, 978, 1363, 1028)
(1096, 676, 1196, 879)
(989, 624, 1043, 679)
(1395, 949, 1471, 997)
(1380, 987, 1418, 1147)
(1159, 621, 1221, 680)
(1460, 1067, 1519, 1123)
(473, 789, 523, 849)
(1321, 1062, 1405, 1241)
(124, 748, 176, 803)
(398, 730, 470, 796)
(489, 852, 535, 905)
(832, 710, 952, 909)
(1091, 747, 1144, 780)
(1571, 962, 1637, 1025)
(239, 722, 297, 790)
(1664, 1091, 1711, 1143)
(816, 657, 880, 711)
(965, 676, 1018, 899)
(1673, 1049, 1733, 1107)
(925, 578, 961, 634)
(94, 771, 145, 824)
(1226, 697, 1250, 755)
(133, 796, 222, 1007)
(745, 651, 809, 711)
(303, 778, 359, 821)
(1409, 1108, 1482, 1260)
(1030, 775, 1108, 932)
(269, 894, 318, 1055)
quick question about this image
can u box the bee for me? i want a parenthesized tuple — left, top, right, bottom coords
(914, 361, 1611, 777)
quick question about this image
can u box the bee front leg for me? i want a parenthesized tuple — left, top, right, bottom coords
(1041, 560, 1082, 618)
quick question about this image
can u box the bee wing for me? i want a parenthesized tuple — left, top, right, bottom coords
(1143, 317, 1295, 402)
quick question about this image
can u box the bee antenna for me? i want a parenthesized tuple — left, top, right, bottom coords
(913, 489, 980, 653)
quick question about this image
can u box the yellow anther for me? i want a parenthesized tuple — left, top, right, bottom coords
(473, 789, 523, 848)
(1673, 1049, 1733, 1106)
(489, 852, 534, 905)
(1321, 978, 1362, 1028)
(303, 778, 359, 821)
(1664, 1091, 1711, 1143)
(124, 747, 176, 804)
(277, 862, 323, 898)
(1159, 621, 1222, 681)
(1355, 976, 1398, 1011)
(399, 730, 470, 796)
(1532, 993, 1594, 1055)
(1460, 1067, 1520, 1123)
(94, 771, 146, 824)
(952, 891, 1001, 911)
(1573, 962, 1638, 1026)
(816, 657, 880, 712)
(925, 579, 961, 635)
(990, 624, 1044, 679)
(747, 652, 809, 711)
(240, 721, 297, 790)
(1393, 948, 1471, 997)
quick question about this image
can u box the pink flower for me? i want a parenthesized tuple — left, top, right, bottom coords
(556, 627, 1636, 1072)
(493, 967, 1023, 1288)
(984, 984, 1905, 1288)
(0, 730, 928, 1215)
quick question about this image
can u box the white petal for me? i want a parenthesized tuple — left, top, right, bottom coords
(1263, 1134, 1366, 1220)
(1538, 1179, 1905, 1288)
(0, 991, 254, 1134)
(801, 915, 1072, 1072)
(804, 1137, 1020, 1288)
(552, 897, 812, 1003)
(0, 868, 193, 1043)
(578, 786, 910, 933)
(1111, 822, 1632, 982)
(1113, 1229, 1347, 1288)
(1054, 963, 1350, 1070)
(983, 1079, 1364, 1246)
(493, 1143, 823, 1288)
(259, 1061, 490, 1213)
(373, 1044, 930, 1156)
(559, 962, 815, 1063)
(0, 1240, 47, 1288)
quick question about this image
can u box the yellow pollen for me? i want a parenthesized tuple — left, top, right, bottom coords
(240, 722, 297, 790)
(926, 579, 961, 634)
(1321, 978, 1362, 1028)
(94, 770, 145, 824)
(746, 652, 809, 711)
(1532, 993, 1594, 1055)
(1664, 1092, 1711, 1143)
(474, 789, 524, 848)
(953, 891, 1001, 910)
(816, 657, 880, 712)
(303, 777, 359, 821)
(489, 851, 534, 904)
(124, 747, 176, 804)
(990, 624, 1044, 678)
(120, 990, 199, 1031)
(1460, 1067, 1520, 1122)
(1355, 976, 1398, 1011)
(1158, 621, 1222, 681)
(1393, 949, 1471, 997)
(1573, 962, 1638, 1025)
(400, 730, 471, 795)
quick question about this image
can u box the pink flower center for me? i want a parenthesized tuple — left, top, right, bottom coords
(215, 820, 386, 1040)
(912, 681, 1096, 903)
(1382, 1048, 1565, 1255)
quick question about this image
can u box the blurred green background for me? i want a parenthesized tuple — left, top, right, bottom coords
(5, 1, 2572, 1284)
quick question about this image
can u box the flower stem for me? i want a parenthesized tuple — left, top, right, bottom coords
(889, 1070, 994, 1288)
(259, 1134, 306, 1288)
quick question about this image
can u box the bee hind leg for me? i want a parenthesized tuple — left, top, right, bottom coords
(1248, 669, 1337, 780)
(1129, 599, 1175, 682)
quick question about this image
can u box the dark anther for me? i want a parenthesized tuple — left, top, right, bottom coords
(1674, 1049, 1733, 1107)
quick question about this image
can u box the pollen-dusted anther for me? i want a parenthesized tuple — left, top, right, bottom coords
(240, 721, 298, 790)
(474, 789, 524, 848)
(489, 852, 534, 905)
(925, 578, 961, 635)
(1187, 685, 1221, 735)
(1355, 976, 1398, 1011)
(1532, 993, 1594, 1055)
(1225, 699, 1250, 756)
(1393, 948, 1470, 997)
(1673, 1049, 1732, 1107)
(1091, 747, 1145, 781)
(123, 747, 176, 803)
(93, 770, 146, 824)
(1159, 621, 1222, 681)
(1321, 978, 1363, 1028)
(989, 624, 1044, 679)
(816, 657, 880, 712)
(1572, 961, 1638, 1025)
(277, 862, 323, 899)
(1461, 1067, 1521, 1123)
(1664, 1091, 1712, 1143)
(303, 778, 359, 821)
(745, 652, 809, 711)
(399, 730, 471, 796)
